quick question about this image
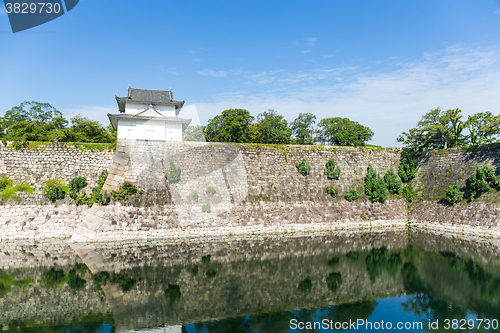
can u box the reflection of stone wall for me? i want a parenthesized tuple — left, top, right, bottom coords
(3, 230, 500, 330)
(0, 231, 408, 329)
(0, 266, 111, 324)
(78, 231, 409, 330)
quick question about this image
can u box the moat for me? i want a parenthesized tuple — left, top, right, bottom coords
(1, 229, 499, 332)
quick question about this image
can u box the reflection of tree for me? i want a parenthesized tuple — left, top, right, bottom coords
(326, 272, 343, 293)
(333, 301, 377, 324)
(2, 313, 115, 333)
(401, 262, 425, 293)
(401, 249, 500, 330)
(188, 301, 377, 333)
(366, 247, 402, 282)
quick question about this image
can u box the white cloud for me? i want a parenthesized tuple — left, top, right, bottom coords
(197, 69, 228, 77)
(323, 54, 334, 58)
(0, 5, 6, 16)
(301, 50, 311, 54)
(292, 39, 300, 45)
(194, 46, 500, 147)
(304, 37, 317, 47)
(192, 58, 201, 62)
(495, 9, 500, 14)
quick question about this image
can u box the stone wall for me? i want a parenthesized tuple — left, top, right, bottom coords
(3, 141, 500, 240)
(0, 201, 408, 242)
(0, 143, 114, 204)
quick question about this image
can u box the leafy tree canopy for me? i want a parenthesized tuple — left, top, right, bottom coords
(253, 109, 292, 144)
(1, 102, 116, 144)
(318, 117, 373, 146)
(465, 111, 500, 145)
(398, 108, 500, 149)
(183, 125, 205, 142)
(290, 112, 316, 144)
(204, 109, 254, 143)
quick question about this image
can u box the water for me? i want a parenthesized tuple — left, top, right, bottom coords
(0, 230, 499, 332)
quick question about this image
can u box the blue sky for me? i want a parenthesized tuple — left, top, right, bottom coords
(2, 0, 500, 146)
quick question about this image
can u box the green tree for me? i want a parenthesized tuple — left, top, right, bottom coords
(60, 115, 116, 143)
(384, 168, 402, 194)
(465, 111, 500, 145)
(204, 109, 254, 143)
(290, 113, 316, 144)
(253, 109, 292, 144)
(183, 125, 205, 142)
(365, 165, 388, 203)
(397, 108, 467, 149)
(317, 117, 373, 146)
(1, 101, 67, 142)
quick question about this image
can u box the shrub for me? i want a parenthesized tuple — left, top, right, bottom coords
(42, 177, 69, 203)
(111, 181, 137, 201)
(192, 191, 198, 202)
(364, 165, 388, 203)
(326, 272, 343, 293)
(345, 189, 360, 202)
(0, 175, 14, 190)
(325, 185, 339, 198)
(165, 161, 181, 183)
(0, 177, 34, 203)
(402, 184, 413, 203)
(398, 150, 416, 183)
(68, 176, 88, 199)
(97, 170, 108, 188)
(206, 186, 216, 196)
(384, 168, 402, 194)
(202, 203, 211, 213)
(324, 158, 341, 180)
(467, 165, 499, 199)
(296, 159, 310, 176)
(445, 181, 463, 204)
(164, 284, 181, 305)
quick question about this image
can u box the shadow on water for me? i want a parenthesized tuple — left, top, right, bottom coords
(0, 230, 499, 332)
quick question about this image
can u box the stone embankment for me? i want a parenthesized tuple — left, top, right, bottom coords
(2, 141, 500, 240)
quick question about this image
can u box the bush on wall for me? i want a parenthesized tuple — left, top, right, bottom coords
(345, 189, 359, 202)
(467, 165, 499, 199)
(325, 185, 339, 198)
(111, 181, 137, 201)
(324, 158, 340, 180)
(296, 159, 310, 176)
(364, 165, 388, 203)
(42, 177, 69, 203)
(68, 176, 88, 199)
(165, 161, 181, 183)
(384, 168, 402, 195)
(445, 181, 463, 204)
(0, 175, 34, 203)
(398, 150, 417, 183)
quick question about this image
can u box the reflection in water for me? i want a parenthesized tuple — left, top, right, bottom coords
(0, 230, 499, 332)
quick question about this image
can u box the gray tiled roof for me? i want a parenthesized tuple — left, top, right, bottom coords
(108, 113, 192, 131)
(115, 87, 185, 113)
